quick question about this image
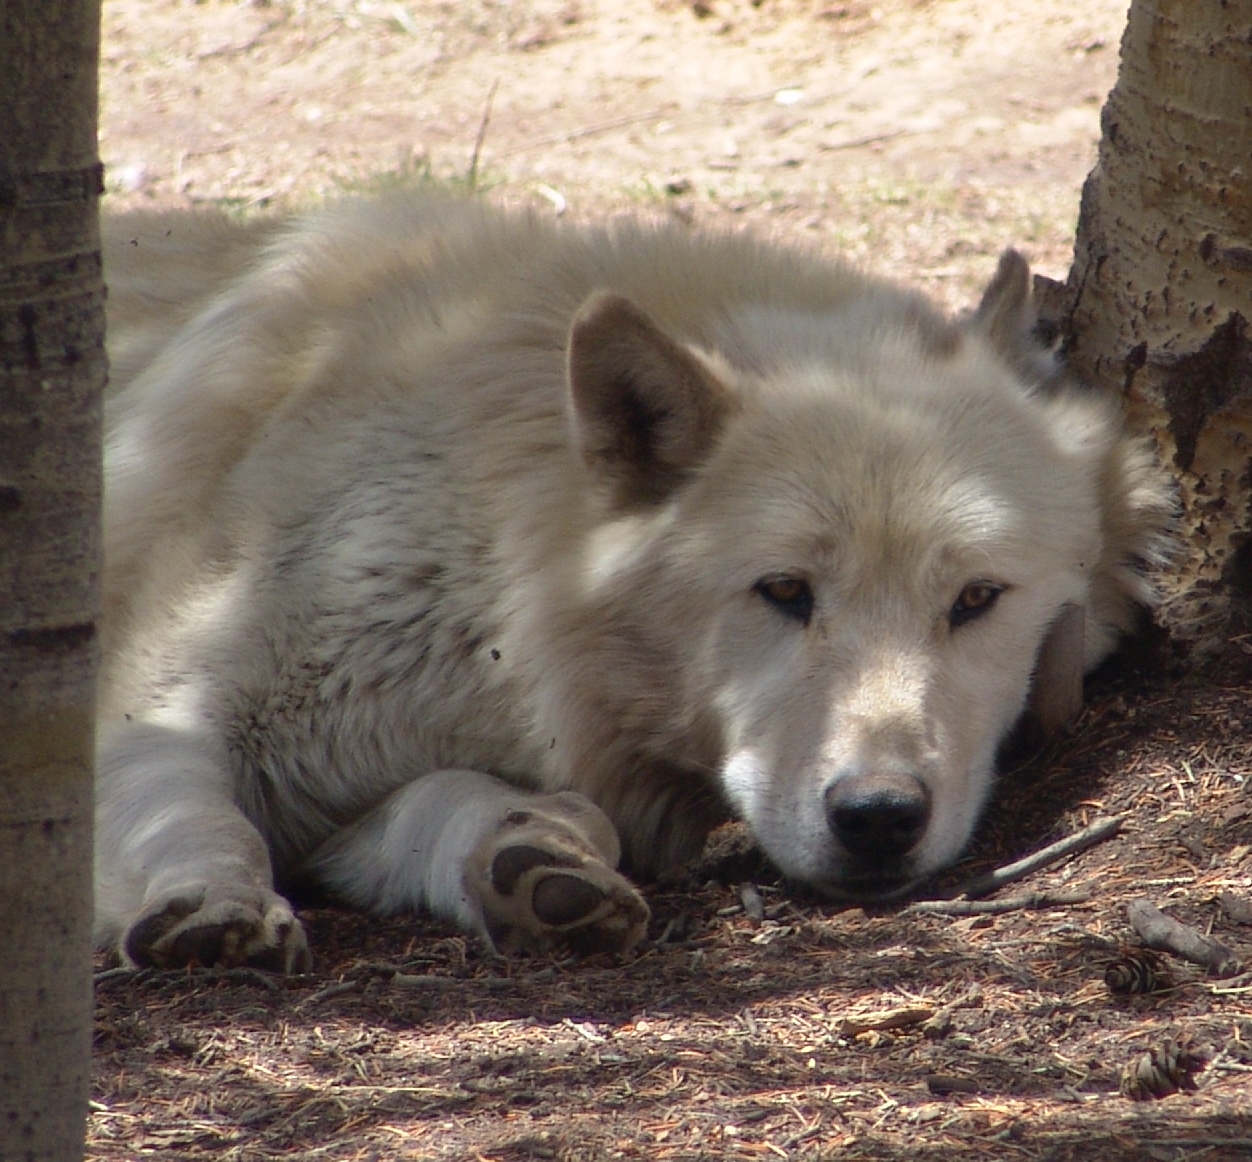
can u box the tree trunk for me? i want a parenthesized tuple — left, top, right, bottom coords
(0, 1, 105, 1158)
(1054, 0, 1252, 666)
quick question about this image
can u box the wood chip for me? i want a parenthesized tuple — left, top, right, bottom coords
(1217, 891, 1252, 926)
(926, 1073, 981, 1095)
(738, 882, 766, 923)
(838, 1006, 934, 1035)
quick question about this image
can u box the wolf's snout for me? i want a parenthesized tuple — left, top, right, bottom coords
(825, 772, 931, 862)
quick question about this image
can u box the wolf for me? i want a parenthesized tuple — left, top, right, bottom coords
(95, 194, 1173, 971)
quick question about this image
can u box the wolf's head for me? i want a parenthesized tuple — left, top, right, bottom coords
(565, 252, 1172, 896)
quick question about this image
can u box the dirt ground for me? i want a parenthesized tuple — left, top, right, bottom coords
(90, 2, 1252, 1159)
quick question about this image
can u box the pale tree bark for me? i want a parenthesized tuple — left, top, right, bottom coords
(1052, 0, 1252, 665)
(0, 1, 105, 1159)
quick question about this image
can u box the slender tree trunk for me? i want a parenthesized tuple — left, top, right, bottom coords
(1055, 0, 1252, 664)
(0, 1, 105, 1158)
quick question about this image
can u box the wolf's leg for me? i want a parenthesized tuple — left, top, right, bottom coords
(306, 770, 650, 956)
(95, 724, 311, 972)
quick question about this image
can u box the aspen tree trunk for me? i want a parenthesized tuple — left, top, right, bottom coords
(1056, 0, 1252, 663)
(0, 0, 105, 1158)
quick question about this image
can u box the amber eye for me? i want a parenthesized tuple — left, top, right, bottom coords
(754, 576, 814, 626)
(949, 581, 1003, 629)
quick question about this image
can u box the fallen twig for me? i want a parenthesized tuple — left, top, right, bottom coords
(838, 1006, 934, 1036)
(219, 965, 284, 991)
(391, 966, 558, 990)
(497, 105, 677, 157)
(1210, 1060, 1252, 1073)
(296, 979, 362, 1007)
(93, 966, 139, 987)
(392, 972, 489, 989)
(908, 890, 1090, 915)
(1206, 969, 1252, 994)
(951, 814, 1124, 900)
(738, 882, 766, 923)
(1148, 1142, 1252, 1152)
(1127, 898, 1242, 977)
(818, 129, 910, 152)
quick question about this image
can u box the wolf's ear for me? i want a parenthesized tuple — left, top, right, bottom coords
(567, 292, 738, 507)
(1021, 603, 1086, 742)
(973, 249, 1054, 384)
(974, 249, 1032, 346)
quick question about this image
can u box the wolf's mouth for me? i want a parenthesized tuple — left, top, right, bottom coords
(816, 870, 924, 903)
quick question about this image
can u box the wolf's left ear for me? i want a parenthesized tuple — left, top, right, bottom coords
(972, 249, 1053, 385)
(567, 292, 738, 508)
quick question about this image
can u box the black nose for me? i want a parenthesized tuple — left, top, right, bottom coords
(825, 773, 931, 862)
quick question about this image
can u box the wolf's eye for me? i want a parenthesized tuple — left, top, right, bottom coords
(754, 576, 814, 626)
(949, 581, 1003, 629)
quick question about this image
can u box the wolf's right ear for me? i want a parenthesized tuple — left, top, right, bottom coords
(972, 249, 1056, 387)
(974, 249, 1032, 347)
(567, 292, 738, 508)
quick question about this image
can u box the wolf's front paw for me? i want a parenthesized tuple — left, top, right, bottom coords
(123, 883, 312, 973)
(471, 801, 649, 956)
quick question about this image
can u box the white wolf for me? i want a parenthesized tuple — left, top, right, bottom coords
(96, 194, 1172, 971)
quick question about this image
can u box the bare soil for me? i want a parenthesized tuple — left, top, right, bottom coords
(99, 0, 1125, 307)
(92, 3, 1252, 1159)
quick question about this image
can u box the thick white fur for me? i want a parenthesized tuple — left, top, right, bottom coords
(96, 194, 1173, 969)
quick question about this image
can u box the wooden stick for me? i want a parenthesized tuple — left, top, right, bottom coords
(1126, 898, 1242, 977)
(950, 814, 1124, 900)
(908, 890, 1090, 916)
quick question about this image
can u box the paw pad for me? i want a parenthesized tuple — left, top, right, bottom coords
(531, 872, 609, 927)
(123, 884, 312, 973)
(473, 812, 649, 956)
(491, 843, 580, 895)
